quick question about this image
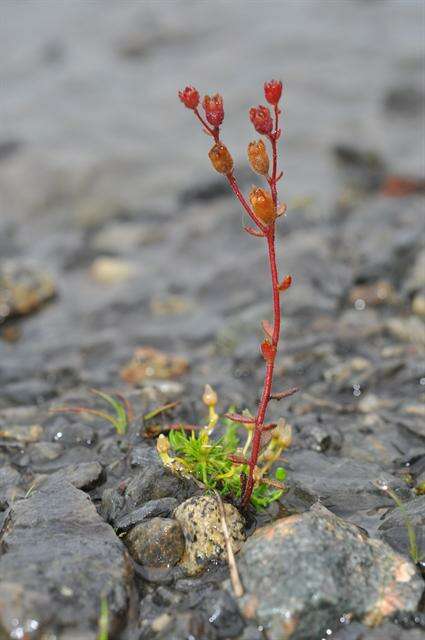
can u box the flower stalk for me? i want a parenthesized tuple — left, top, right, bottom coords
(178, 79, 295, 508)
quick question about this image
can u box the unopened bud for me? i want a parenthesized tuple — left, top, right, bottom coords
(202, 384, 218, 407)
(178, 86, 200, 109)
(249, 187, 276, 225)
(260, 339, 276, 363)
(247, 140, 269, 176)
(203, 94, 224, 127)
(249, 105, 273, 135)
(208, 143, 233, 174)
(264, 79, 283, 106)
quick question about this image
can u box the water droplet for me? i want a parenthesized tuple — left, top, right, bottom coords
(354, 298, 366, 311)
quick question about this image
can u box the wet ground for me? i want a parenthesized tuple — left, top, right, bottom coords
(0, 1, 424, 639)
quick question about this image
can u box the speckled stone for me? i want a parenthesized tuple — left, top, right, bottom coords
(174, 494, 245, 576)
(236, 504, 423, 640)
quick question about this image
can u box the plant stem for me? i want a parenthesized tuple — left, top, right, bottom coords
(240, 106, 281, 508)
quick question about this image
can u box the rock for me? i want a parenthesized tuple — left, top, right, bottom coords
(0, 478, 134, 638)
(236, 504, 423, 640)
(101, 445, 196, 525)
(49, 461, 104, 491)
(90, 256, 135, 284)
(285, 450, 412, 515)
(0, 464, 22, 508)
(125, 517, 185, 567)
(0, 424, 43, 443)
(0, 261, 55, 321)
(174, 495, 245, 576)
(120, 347, 189, 384)
(91, 222, 165, 253)
(384, 85, 425, 116)
(44, 416, 96, 447)
(386, 316, 425, 346)
(115, 497, 179, 533)
(28, 441, 64, 464)
(333, 620, 425, 639)
(378, 496, 425, 560)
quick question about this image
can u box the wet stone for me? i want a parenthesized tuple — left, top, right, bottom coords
(125, 517, 185, 567)
(101, 445, 196, 525)
(49, 461, 104, 491)
(285, 449, 413, 516)
(0, 478, 134, 639)
(115, 497, 179, 533)
(236, 504, 423, 640)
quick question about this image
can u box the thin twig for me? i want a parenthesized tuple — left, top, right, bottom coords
(214, 491, 244, 598)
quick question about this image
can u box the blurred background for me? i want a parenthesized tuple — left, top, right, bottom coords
(0, 0, 424, 414)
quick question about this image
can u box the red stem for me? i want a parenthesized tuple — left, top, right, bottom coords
(240, 104, 281, 508)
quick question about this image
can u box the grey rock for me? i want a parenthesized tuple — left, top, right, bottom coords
(285, 450, 413, 515)
(101, 448, 196, 525)
(0, 478, 134, 638)
(49, 461, 104, 490)
(115, 497, 179, 533)
(124, 517, 185, 567)
(236, 504, 423, 640)
(28, 441, 64, 464)
(0, 464, 22, 508)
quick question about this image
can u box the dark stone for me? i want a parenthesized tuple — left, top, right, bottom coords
(384, 86, 425, 116)
(100, 450, 196, 525)
(125, 517, 185, 567)
(235, 504, 423, 640)
(49, 461, 104, 491)
(115, 497, 179, 533)
(0, 478, 135, 638)
(285, 449, 413, 515)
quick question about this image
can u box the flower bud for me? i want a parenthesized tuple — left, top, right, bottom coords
(203, 94, 224, 127)
(208, 143, 233, 174)
(247, 140, 269, 175)
(249, 187, 276, 224)
(278, 275, 292, 291)
(249, 105, 273, 135)
(264, 79, 283, 105)
(202, 384, 218, 407)
(261, 339, 276, 363)
(178, 86, 200, 109)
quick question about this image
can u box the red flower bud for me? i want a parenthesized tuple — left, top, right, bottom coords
(264, 79, 283, 105)
(249, 105, 273, 135)
(178, 86, 200, 109)
(261, 340, 276, 363)
(278, 275, 292, 291)
(203, 94, 224, 127)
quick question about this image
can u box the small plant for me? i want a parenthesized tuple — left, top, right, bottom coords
(374, 480, 424, 565)
(97, 595, 109, 640)
(157, 385, 291, 510)
(51, 389, 133, 437)
(178, 80, 297, 506)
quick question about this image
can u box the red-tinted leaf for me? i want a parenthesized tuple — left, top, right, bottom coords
(261, 319, 273, 339)
(270, 386, 299, 401)
(244, 225, 265, 238)
(228, 453, 250, 465)
(224, 413, 255, 424)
